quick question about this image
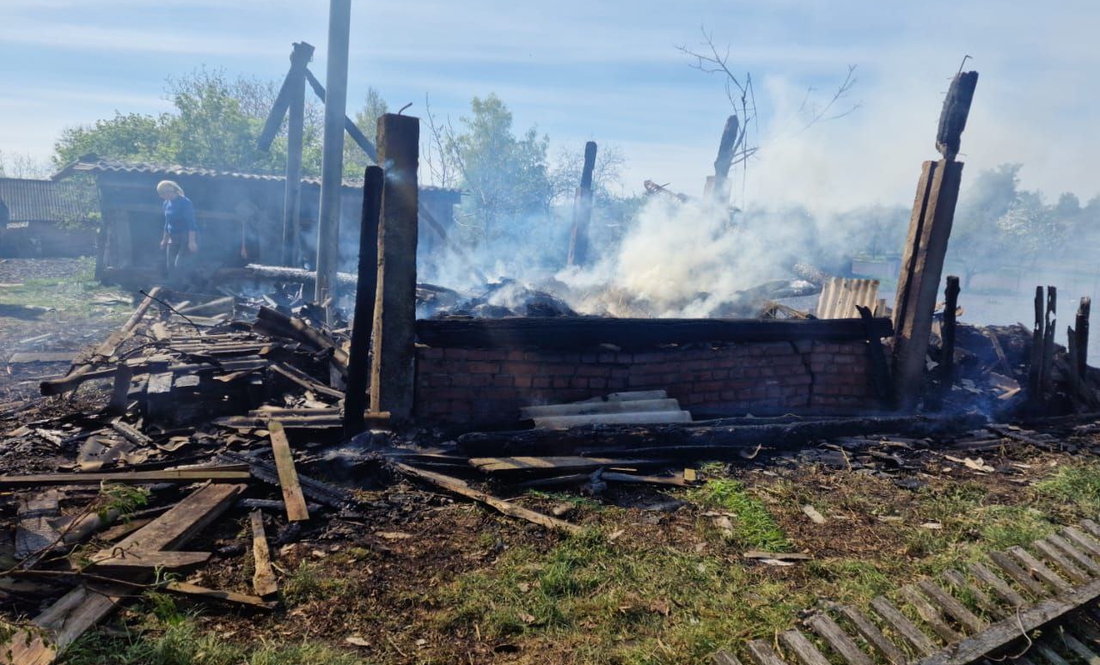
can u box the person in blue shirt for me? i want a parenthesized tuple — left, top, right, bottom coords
(157, 180, 198, 282)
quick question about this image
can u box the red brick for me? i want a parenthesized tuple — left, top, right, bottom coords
(588, 378, 607, 390)
(467, 361, 500, 374)
(444, 348, 469, 360)
(577, 365, 611, 378)
(532, 376, 551, 389)
(513, 375, 534, 389)
(552, 377, 571, 389)
(506, 350, 526, 362)
(492, 375, 515, 387)
(419, 347, 445, 359)
(468, 375, 492, 387)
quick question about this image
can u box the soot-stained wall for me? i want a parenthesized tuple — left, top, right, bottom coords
(413, 339, 879, 425)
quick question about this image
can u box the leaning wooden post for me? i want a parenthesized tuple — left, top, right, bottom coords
(369, 114, 419, 421)
(891, 70, 977, 411)
(939, 275, 961, 404)
(567, 141, 597, 268)
(344, 166, 383, 439)
(1077, 297, 1091, 376)
(283, 42, 313, 267)
(1028, 286, 1044, 401)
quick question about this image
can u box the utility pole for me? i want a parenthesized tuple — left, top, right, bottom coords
(314, 0, 351, 319)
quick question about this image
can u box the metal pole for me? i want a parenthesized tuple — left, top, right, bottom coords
(315, 0, 351, 316)
(283, 42, 313, 267)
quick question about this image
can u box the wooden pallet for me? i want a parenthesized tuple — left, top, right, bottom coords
(716, 518, 1100, 665)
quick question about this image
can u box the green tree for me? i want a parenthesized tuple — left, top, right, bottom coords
(344, 87, 387, 177)
(444, 94, 552, 243)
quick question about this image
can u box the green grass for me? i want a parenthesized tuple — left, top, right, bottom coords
(686, 478, 791, 551)
(65, 593, 373, 665)
(1035, 462, 1100, 514)
(0, 257, 131, 319)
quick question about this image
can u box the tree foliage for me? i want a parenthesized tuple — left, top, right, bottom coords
(442, 94, 553, 243)
(51, 68, 378, 179)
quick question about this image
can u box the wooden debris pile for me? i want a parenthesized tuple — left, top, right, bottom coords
(0, 289, 366, 664)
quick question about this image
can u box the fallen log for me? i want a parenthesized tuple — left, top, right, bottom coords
(456, 413, 986, 457)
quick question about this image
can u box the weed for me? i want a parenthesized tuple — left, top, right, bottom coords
(1036, 462, 1100, 514)
(687, 478, 791, 551)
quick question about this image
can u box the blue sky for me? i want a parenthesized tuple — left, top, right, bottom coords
(2, 0, 1098, 210)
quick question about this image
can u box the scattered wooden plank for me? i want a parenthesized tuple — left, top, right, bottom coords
(395, 463, 581, 535)
(806, 613, 874, 665)
(0, 467, 250, 487)
(835, 605, 908, 665)
(714, 652, 746, 665)
(1035, 643, 1072, 665)
(469, 456, 654, 475)
(270, 363, 345, 400)
(269, 421, 309, 522)
(520, 398, 681, 418)
(780, 629, 831, 665)
(8, 352, 76, 364)
(743, 551, 812, 561)
(2, 484, 247, 663)
(220, 451, 352, 509)
(870, 596, 938, 655)
(250, 510, 278, 598)
(87, 550, 210, 570)
(600, 471, 688, 487)
(15, 491, 61, 561)
(164, 582, 277, 610)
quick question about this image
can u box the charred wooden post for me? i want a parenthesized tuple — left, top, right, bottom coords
(283, 42, 313, 266)
(567, 141, 597, 267)
(1077, 297, 1091, 376)
(344, 166, 383, 439)
(370, 114, 419, 420)
(940, 275, 961, 403)
(891, 70, 977, 411)
(314, 0, 352, 319)
(1042, 286, 1057, 398)
(891, 160, 965, 410)
(711, 114, 740, 204)
(1028, 286, 1045, 400)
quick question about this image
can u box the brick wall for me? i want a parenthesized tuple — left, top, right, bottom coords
(414, 339, 880, 425)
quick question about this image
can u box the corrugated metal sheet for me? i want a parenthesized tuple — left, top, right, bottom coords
(53, 155, 461, 197)
(816, 277, 881, 319)
(0, 178, 94, 222)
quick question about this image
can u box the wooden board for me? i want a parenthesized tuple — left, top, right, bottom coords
(780, 629, 831, 665)
(87, 550, 210, 570)
(395, 463, 581, 535)
(869, 596, 937, 655)
(806, 612, 874, 665)
(468, 456, 653, 475)
(269, 421, 309, 522)
(250, 510, 278, 598)
(835, 605, 908, 665)
(15, 491, 61, 560)
(164, 581, 277, 610)
(0, 468, 250, 487)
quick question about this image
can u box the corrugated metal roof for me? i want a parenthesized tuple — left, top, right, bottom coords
(53, 155, 462, 196)
(816, 277, 883, 319)
(0, 177, 96, 223)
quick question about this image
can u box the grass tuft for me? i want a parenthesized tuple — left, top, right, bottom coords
(687, 478, 791, 551)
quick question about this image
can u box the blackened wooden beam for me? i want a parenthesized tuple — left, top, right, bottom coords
(891, 160, 964, 410)
(1077, 297, 1091, 376)
(370, 114, 419, 420)
(344, 166, 383, 438)
(567, 141, 597, 267)
(936, 71, 979, 161)
(940, 275, 961, 402)
(416, 316, 893, 351)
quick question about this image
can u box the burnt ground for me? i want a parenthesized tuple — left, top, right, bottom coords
(4, 260, 1100, 664)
